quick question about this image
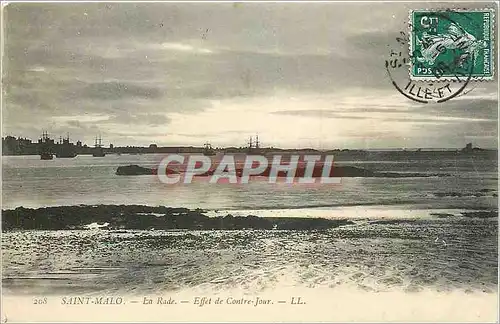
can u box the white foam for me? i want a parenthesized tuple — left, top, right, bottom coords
(137, 212, 164, 217)
(84, 222, 109, 229)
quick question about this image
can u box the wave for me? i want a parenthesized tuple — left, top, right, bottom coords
(220, 200, 421, 211)
(430, 189, 498, 198)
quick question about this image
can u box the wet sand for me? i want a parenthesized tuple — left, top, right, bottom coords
(3, 216, 497, 295)
(2, 205, 497, 322)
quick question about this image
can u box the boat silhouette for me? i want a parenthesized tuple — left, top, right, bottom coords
(246, 134, 261, 154)
(39, 131, 54, 160)
(93, 135, 105, 157)
(55, 133, 77, 158)
(203, 142, 216, 156)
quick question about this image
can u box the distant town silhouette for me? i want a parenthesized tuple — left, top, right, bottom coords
(2, 133, 492, 157)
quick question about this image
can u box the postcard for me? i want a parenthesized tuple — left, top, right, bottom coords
(1, 1, 498, 323)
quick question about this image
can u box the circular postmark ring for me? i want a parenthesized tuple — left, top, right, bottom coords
(385, 52, 474, 104)
(385, 8, 490, 103)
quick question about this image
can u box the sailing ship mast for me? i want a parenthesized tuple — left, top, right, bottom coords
(56, 132, 77, 158)
(40, 131, 53, 160)
(247, 135, 261, 153)
(93, 134, 105, 157)
(203, 142, 216, 156)
(94, 135, 103, 148)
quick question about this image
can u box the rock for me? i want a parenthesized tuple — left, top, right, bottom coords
(116, 165, 156, 175)
(461, 210, 498, 218)
(116, 165, 180, 176)
(1, 204, 355, 231)
(234, 165, 375, 177)
(116, 164, 448, 178)
(430, 213, 455, 218)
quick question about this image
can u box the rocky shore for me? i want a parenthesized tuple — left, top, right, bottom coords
(2, 205, 354, 231)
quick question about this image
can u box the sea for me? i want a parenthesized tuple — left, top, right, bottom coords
(1, 152, 498, 321)
(2, 153, 498, 211)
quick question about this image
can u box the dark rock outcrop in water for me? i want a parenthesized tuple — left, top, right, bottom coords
(116, 165, 157, 175)
(116, 165, 178, 176)
(374, 172, 449, 178)
(115, 164, 449, 178)
(461, 211, 498, 219)
(433, 189, 498, 198)
(252, 165, 376, 177)
(1, 205, 354, 231)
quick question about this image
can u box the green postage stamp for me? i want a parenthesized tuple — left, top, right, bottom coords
(410, 9, 495, 80)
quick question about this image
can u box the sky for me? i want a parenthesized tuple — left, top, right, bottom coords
(3, 2, 498, 149)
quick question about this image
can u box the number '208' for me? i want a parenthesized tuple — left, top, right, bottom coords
(33, 297, 47, 304)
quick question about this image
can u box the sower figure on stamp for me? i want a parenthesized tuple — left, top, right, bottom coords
(416, 23, 485, 67)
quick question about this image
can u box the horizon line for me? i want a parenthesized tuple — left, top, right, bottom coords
(2, 135, 497, 151)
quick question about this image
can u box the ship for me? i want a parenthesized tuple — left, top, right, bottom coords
(203, 142, 216, 156)
(40, 152, 53, 160)
(39, 131, 54, 160)
(55, 133, 77, 158)
(246, 135, 261, 154)
(92, 135, 106, 157)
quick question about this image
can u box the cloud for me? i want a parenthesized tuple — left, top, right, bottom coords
(416, 98, 498, 120)
(104, 113, 171, 126)
(80, 81, 163, 100)
(3, 2, 497, 148)
(271, 102, 497, 124)
(271, 110, 368, 119)
(158, 42, 213, 54)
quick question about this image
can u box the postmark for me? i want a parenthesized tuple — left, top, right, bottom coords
(384, 8, 496, 103)
(385, 30, 474, 104)
(409, 8, 495, 80)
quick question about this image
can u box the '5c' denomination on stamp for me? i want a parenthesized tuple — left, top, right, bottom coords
(410, 8, 495, 80)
